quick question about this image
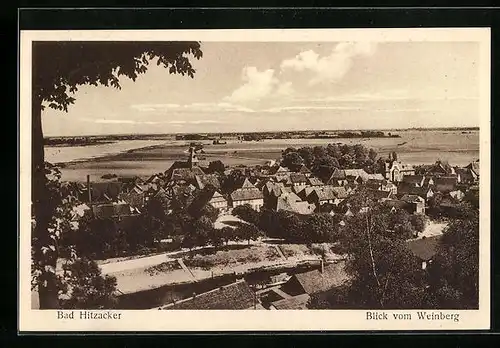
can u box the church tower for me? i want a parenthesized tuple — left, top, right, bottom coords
(187, 146, 199, 169)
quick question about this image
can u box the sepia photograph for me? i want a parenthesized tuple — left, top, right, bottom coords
(19, 28, 490, 331)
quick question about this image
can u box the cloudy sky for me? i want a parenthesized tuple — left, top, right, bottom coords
(42, 41, 480, 136)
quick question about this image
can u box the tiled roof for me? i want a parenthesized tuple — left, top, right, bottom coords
(171, 167, 205, 182)
(402, 175, 425, 185)
(161, 280, 256, 310)
(433, 177, 458, 192)
(92, 203, 131, 219)
(467, 160, 480, 176)
(400, 194, 425, 204)
(344, 169, 370, 181)
(313, 186, 349, 201)
(329, 168, 346, 179)
(293, 262, 350, 295)
(367, 173, 385, 181)
(398, 183, 432, 197)
(383, 199, 409, 210)
(241, 178, 256, 189)
(276, 197, 315, 215)
(195, 174, 221, 190)
(298, 165, 312, 174)
(367, 189, 392, 201)
(407, 236, 441, 261)
(271, 293, 311, 310)
(86, 182, 123, 203)
(307, 176, 324, 186)
(290, 173, 308, 184)
(231, 187, 263, 201)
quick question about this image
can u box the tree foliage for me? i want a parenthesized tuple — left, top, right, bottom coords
(428, 207, 479, 309)
(59, 258, 118, 309)
(233, 204, 260, 226)
(31, 42, 203, 308)
(33, 41, 203, 111)
(281, 143, 379, 182)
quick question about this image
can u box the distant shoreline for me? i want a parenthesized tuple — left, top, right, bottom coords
(44, 127, 479, 141)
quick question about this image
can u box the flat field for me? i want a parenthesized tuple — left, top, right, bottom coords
(51, 130, 479, 182)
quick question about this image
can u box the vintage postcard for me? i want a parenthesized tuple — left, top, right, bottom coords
(19, 28, 490, 331)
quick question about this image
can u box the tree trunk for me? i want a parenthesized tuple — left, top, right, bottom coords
(32, 97, 59, 309)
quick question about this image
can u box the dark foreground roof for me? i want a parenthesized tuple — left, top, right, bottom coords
(271, 293, 311, 310)
(407, 236, 441, 261)
(161, 280, 256, 310)
(293, 262, 350, 295)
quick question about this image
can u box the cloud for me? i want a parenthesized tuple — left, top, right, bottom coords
(130, 102, 256, 113)
(130, 103, 181, 112)
(225, 66, 293, 103)
(263, 105, 366, 113)
(225, 67, 279, 103)
(280, 42, 377, 85)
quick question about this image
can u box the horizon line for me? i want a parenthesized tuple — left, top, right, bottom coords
(44, 126, 480, 138)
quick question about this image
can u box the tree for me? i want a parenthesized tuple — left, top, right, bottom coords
(429, 208, 479, 309)
(59, 258, 118, 309)
(339, 205, 427, 309)
(368, 148, 378, 162)
(208, 160, 225, 174)
(301, 213, 341, 243)
(32, 41, 203, 308)
(235, 224, 261, 245)
(282, 151, 304, 171)
(233, 204, 260, 225)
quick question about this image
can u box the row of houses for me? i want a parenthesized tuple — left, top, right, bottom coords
(71, 145, 479, 224)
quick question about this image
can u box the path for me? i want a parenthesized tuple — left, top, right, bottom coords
(177, 259, 197, 281)
(274, 245, 287, 260)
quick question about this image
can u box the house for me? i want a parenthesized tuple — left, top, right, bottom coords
(80, 179, 124, 204)
(383, 199, 410, 212)
(455, 167, 476, 184)
(194, 174, 221, 190)
(308, 186, 349, 206)
(230, 178, 264, 211)
(298, 165, 312, 177)
(281, 261, 350, 296)
(400, 194, 426, 214)
(326, 168, 348, 186)
(402, 175, 426, 187)
(270, 165, 292, 182)
(367, 189, 394, 202)
(120, 184, 146, 209)
(465, 160, 480, 181)
(91, 202, 134, 219)
(384, 159, 416, 182)
(164, 147, 206, 184)
(365, 179, 398, 195)
(189, 188, 229, 214)
(433, 176, 458, 193)
(397, 183, 434, 201)
(159, 280, 261, 310)
(407, 236, 441, 270)
(344, 169, 370, 184)
(269, 293, 311, 310)
(426, 160, 456, 177)
(276, 194, 316, 215)
(307, 176, 324, 186)
(289, 173, 308, 189)
(367, 173, 385, 181)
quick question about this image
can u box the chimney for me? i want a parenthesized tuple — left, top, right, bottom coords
(87, 175, 92, 204)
